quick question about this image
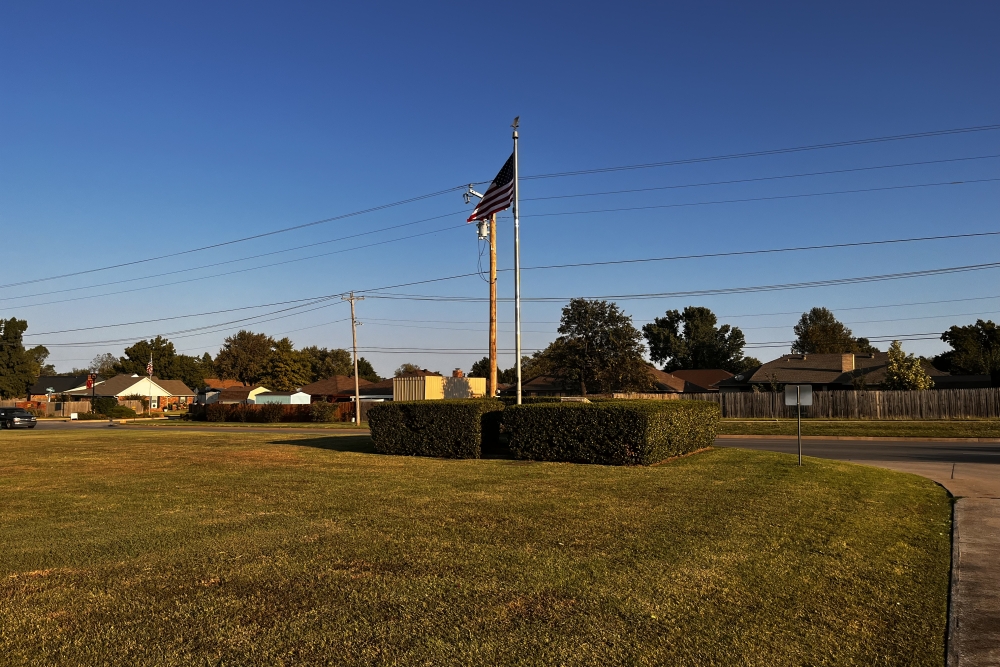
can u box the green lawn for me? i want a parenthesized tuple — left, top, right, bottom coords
(0, 430, 950, 666)
(720, 418, 1000, 438)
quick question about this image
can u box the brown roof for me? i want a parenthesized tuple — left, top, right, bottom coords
(669, 369, 734, 392)
(154, 379, 195, 396)
(647, 367, 685, 393)
(300, 375, 373, 396)
(744, 352, 948, 387)
(218, 386, 268, 402)
(202, 377, 247, 389)
(359, 379, 394, 395)
(399, 369, 442, 377)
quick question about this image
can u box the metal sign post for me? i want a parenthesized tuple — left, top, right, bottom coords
(784, 385, 813, 466)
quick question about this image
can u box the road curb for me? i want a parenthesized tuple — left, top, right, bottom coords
(716, 434, 1000, 443)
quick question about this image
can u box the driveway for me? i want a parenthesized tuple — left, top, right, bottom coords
(718, 436, 1000, 667)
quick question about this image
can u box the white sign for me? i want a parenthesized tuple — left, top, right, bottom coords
(70, 413, 78, 420)
(784, 385, 813, 406)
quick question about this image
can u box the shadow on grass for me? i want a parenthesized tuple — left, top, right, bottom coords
(270, 435, 376, 454)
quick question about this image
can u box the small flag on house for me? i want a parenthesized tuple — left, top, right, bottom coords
(147, 357, 153, 377)
(467, 154, 515, 222)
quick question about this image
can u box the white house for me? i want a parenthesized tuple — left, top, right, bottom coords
(253, 391, 310, 405)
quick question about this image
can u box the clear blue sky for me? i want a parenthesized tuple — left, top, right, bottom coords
(2, 2, 998, 376)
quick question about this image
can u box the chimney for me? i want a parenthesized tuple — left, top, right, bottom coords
(452, 368, 464, 378)
(841, 353, 855, 372)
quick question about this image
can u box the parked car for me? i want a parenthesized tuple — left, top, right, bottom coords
(0, 408, 38, 429)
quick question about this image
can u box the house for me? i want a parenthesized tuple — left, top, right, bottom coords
(393, 369, 486, 401)
(717, 352, 953, 392)
(65, 374, 195, 410)
(300, 375, 374, 402)
(202, 386, 271, 405)
(28, 375, 97, 401)
(253, 391, 310, 405)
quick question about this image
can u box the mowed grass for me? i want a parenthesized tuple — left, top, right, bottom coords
(719, 418, 1000, 439)
(0, 430, 950, 666)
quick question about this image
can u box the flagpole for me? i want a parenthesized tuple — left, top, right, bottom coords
(147, 354, 152, 417)
(512, 117, 522, 405)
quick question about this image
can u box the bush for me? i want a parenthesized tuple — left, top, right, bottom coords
(91, 397, 118, 416)
(258, 403, 285, 423)
(25, 407, 46, 418)
(206, 404, 227, 422)
(75, 412, 108, 421)
(311, 402, 340, 423)
(368, 399, 505, 459)
(498, 396, 561, 406)
(502, 400, 721, 466)
(105, 405, 137, 419)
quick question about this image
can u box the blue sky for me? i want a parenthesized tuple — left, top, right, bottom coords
(2, 2, 999, 376)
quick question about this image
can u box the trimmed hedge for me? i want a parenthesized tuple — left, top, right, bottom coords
(368, 399, 505, 459)
(195, 403, 312, 423)
(502, 400, 721, 465)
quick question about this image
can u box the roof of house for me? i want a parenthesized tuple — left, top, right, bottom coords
(359, 379, 394, 395)
(668, 369, 734, 392)
(66, 374, 145, 397)
(218, 386, 268, 401)
(300, 375, 373, 396)
(255, 391, 308, 397)
(719, 352, 949, 388)
(401, 369, 442, 377)
(28, 375, 95, 395)
(202, 377, 248, 389)
(521, 375, 566, 393)
(154, 379, 195, 396)
(647, 367, 685, 393)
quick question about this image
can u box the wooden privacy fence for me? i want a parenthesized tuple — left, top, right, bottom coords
(646, 388, 1000, 420)
(43, 401, 93, 416)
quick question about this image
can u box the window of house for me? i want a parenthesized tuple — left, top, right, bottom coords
(151, 396, 159, 409)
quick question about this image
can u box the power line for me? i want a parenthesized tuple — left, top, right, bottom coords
(362, 260, 1000, 302)
(521, 154, 1000, 202)
(11, 123, 999, 292)
(521, 177, 1000, 219)
(520, 124, 1000, 180)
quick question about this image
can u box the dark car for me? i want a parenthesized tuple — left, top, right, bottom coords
(0, 408, 38, 429)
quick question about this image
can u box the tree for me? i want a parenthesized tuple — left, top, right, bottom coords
(28, 345, 54, 376)
(471, 356, 533, 384)
(395, 363, 430, 377)
(883, 340, 934, 390)
(0, 318, 38, 398)
(936, 320, 1000, 381)
(89, 353, 118, 378)
(354, 357, 381, 383)
(215, 330, 274, 386)
(113, 337, 212, 389)
(792, 307, 878, 354)
(261, 338, 312, 391)
(298, 346, 353, 381)
(549, 299, 651, 395)
(642, 306, 760, 373)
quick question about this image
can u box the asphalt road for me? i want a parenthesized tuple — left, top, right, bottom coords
(715, 436, 1000, 464)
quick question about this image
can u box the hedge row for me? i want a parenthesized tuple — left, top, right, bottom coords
(368, 399, 505, 458)
(191, 403, 312, 423)
(501, 400, 721, 465)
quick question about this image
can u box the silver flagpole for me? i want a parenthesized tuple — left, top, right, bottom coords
(512, 116, 522, 405)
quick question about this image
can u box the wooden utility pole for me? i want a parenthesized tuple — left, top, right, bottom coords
(488, 214, 498, 397)
(343, 292, 365, 423)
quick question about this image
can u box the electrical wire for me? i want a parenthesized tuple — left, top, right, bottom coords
(519, 124, 1000, 180)
(521, 154, 1000, 202)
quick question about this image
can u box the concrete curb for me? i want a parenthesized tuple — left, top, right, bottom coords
(947, 499, 959, 667)
(716, 434, 1000, 443)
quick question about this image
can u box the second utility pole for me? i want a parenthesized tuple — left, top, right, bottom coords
(488, 213, 498, 397)
(343, 291, 365, 424)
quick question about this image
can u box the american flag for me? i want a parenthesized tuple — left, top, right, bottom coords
(467, 154, 515, 222)
(146, 357, 153, 377)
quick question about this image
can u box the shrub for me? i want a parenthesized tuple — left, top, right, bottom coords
(311, 402, 340, 423)
(75, 412, 108, 421)
(25, 407, 46, 418)
(368, 399, 505, 459)
(498, 396, 561, 406)
(92, 397, 118, 416)
(206, 404, 227, 422)
(502, 400, 721, 465)
(105, 405, 137, 419)
(258, 403, 285, 423)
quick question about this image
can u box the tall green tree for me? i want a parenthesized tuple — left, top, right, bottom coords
(89, 353, 118, 378)
(27, 344, 54, 376)
(0, 318, 38, 398)
(936, 320, 1000, 380)
(354, 357, 381, 383)
(470, 357, 523, 384)
(299, 346, 353, 381)
(215, 330, 274, 386)
(642, 306, 760, 373)
(883, 341, 934, 390)
(395, 363, 430, 377)
(550, 299, 651, 396)
(113, 337, 213, 389)
(792, 307, 877, 354)
(261, 338, 312, 391)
